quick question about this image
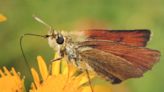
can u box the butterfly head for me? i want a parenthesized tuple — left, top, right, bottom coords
(33, 15, 68, 50)
(47, 28, 66, 49)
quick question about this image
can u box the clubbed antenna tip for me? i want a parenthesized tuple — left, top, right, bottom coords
(32, 15, 51, 29)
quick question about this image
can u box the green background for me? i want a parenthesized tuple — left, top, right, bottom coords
(0, 0, 163, 92)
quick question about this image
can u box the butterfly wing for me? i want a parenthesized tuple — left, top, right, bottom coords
(79, 48, 144, 83)
(81, 29, 150, 47)
(78, 40, 160, 72)
(71, 29, 159, 83)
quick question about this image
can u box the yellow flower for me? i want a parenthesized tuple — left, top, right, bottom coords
(0, 54, 129, 92)
(0, 67, 24, 92)
(0, 14, 7, 22)
(30, 54, 112, 92)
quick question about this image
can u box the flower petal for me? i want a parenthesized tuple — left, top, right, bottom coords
(60, 57, 68, 75)
(0, 69, 5, 77)
(30, 82, 37, 90)
(79, 72, 95, 86)
(0, 14, 7, 22)
(11, 67, 18, 77)
(82, 85, 112, 92)
(52, 53, 62, 76)
(37, 56, 48, 80)
(94, 85, 112, 92)
(3, 67, 11, 76)
(0, 67, 24, 92)
(31, 68, 41, 88)
(52, 61, 61, 76)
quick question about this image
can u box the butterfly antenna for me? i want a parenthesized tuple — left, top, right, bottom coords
(33, 15, 52, 29)
(20, 33, 48, 76)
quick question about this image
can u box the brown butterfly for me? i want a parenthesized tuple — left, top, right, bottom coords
(21, 17, 160, 89)
(43, 28, 158, 85)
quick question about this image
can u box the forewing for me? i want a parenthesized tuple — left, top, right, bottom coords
(79, 49, 144, 82)
(81, 29, 150, 47)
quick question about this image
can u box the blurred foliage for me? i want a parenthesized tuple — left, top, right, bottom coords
(0, 0, 164, 92)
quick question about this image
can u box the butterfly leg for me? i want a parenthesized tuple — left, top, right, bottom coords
(48, 56, 63, 75)
(85, 69, 94, 92)
(50, 57, 63, 62)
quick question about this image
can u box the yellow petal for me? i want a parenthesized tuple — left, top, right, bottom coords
(52, 53, 62, 76)
(61, 59, 68, 75)
(0, 69, 5, 77)
(111, 83, 130, 92)
(0, 67, 24, 92)
(31, 68, 41, 88)
(94, 85, 112, 92)
(0, 14, 7, 22)
(79, 72, 95, 85)
(52, 60, 61, 76)
(68, 63, 78, 77)
(11, 67, 18, 76)
(3, 67, 11, 76)
(82, 85, 112, 92)
(37, 56, 48, 80)
(31, 82, 37, 90)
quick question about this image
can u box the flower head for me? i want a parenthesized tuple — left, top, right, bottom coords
(30, 54, 112, 92)
(0, 67, 24, 92)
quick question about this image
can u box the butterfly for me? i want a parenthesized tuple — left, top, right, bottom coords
(21, 16, 160, 86)
(46, 28, 160, 84)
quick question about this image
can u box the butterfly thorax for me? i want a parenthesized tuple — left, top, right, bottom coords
(65, 42, 78, 60)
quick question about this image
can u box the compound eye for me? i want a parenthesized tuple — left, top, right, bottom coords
(56, 35, 64, 44)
